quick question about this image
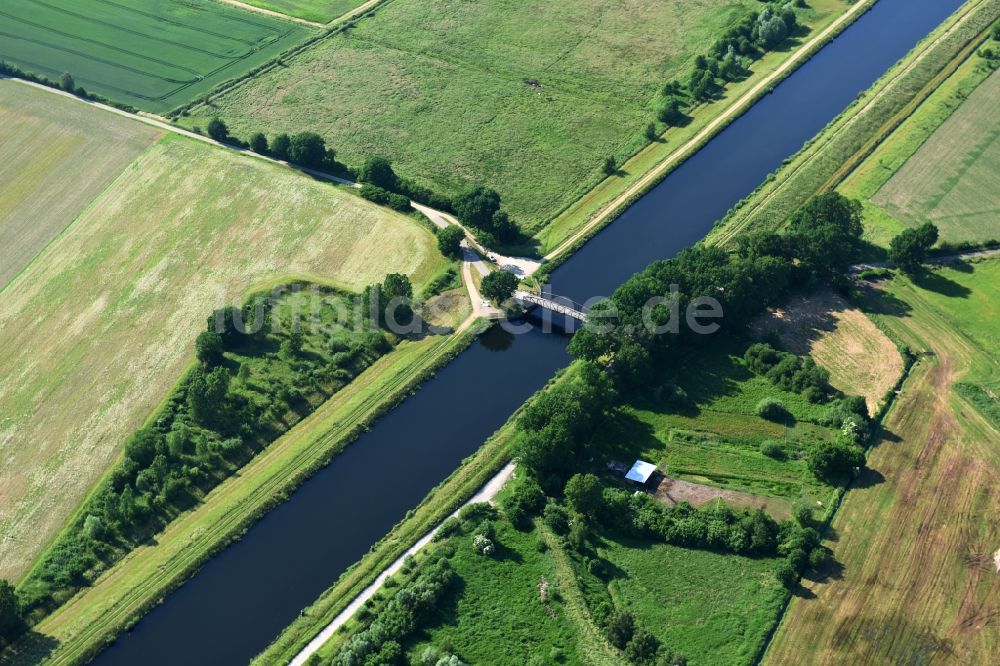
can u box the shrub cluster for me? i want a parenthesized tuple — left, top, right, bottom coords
(333, 559, 455, 666)
(655, 2, 801, 131)
(744, 342, 836, 403)
(591, 604, 687, 666)
(19, 291, 391, 616)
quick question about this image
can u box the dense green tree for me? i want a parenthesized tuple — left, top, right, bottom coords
(195, 330, 225, 365)
(757, 13, 789, 48)
(366, 273, 414, 328)
(786, 192, 865, 282)
(808, 441, 865, 481)
(82, 514, 104, 540)
(564, 473, 604, 519)
(453, 186, 501, 229)
(480, 270, 518, 304)
(775, 561, 798, 588)
(59, 72, 75, 92)
(0, 579, 24, 643)
(436, 225, 465, 259)
(360, 156, 399, 190)
(288, 132, 326, 168)
(187, 366, 230, 425)
(889, 222, 939, 274)
(271, 133, 291, 160)
(248, 132, 268, 154)
(626, 628, 661, 664)
(603, 156, 617, 175)
(206, 117, 228, 142)
(644, 122, 658, 141)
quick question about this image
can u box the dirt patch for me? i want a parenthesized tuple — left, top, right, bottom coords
(752, 289, 903, 414)
(654, 475, 791, 520)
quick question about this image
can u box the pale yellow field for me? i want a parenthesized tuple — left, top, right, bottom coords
(0, 134, 443, 580)
(753, 289, 904, 415)
(0, 81, 160, 288)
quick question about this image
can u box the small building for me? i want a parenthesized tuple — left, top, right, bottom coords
(625, 460, 658, 486)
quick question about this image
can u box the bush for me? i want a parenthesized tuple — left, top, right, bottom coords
(756, 398, 788, 421)
(808, 441, 865, 482)
(248, 132, 268, 154)
(472, 534, 495, 556)
(760, 440, 786, 459)
(775, 561, 798, 588)
(206, 117, 228, 142)
(543, 502, 569, 535)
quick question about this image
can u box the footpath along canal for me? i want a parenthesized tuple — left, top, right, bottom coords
(93, 0, 966, 662)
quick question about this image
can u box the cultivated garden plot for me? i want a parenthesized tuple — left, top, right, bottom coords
(0, 133, 443, 582)
(0, 0, 314, 112)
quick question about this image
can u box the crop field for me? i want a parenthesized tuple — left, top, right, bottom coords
(766, 262, 1000, 665)
(184, 0, 759, 232)
(0, 81, 159, 288)
(753, 289, 904, 414)
(0, 134, 442, 581)
(0, 0, 314, 113)
(869, 68, 1000, 245)
(240, 0, 372, 23)
(602, 537, 787, 666)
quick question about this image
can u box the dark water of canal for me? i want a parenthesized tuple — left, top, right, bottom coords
(94, 0, 965, 662)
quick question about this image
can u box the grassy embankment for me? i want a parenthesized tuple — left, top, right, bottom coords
(6, 321, 481, 666)
(0, 130, 444, 585)
(0, 0, 314, 113)
(841, 52, 1000, 247)
(708, 0, 1000, 248)
(766, 260, 1000, 665)
(0, 81, 159, 287)
(183, 0, 860, 255)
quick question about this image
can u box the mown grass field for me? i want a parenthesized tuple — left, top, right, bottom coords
(602, 537, 787, 666)
(184, 0, 763, 232)
(0, 133, 443, 582)
(592, 334, 843, 513)
(240, 0, 371, 23)
(839, 51, 1000, 247)
(0, 0, 314, 112)
(0, 81, 159, 288)
(766, 261, 1000, 664)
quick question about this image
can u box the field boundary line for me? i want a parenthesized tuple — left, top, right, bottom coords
(211, 0, 325, 27)
(541, 0, 876, 264)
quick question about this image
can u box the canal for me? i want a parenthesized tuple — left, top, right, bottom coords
(94, 0, 965, 663)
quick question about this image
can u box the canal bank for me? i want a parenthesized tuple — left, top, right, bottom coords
(82, 0, 967, 664)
